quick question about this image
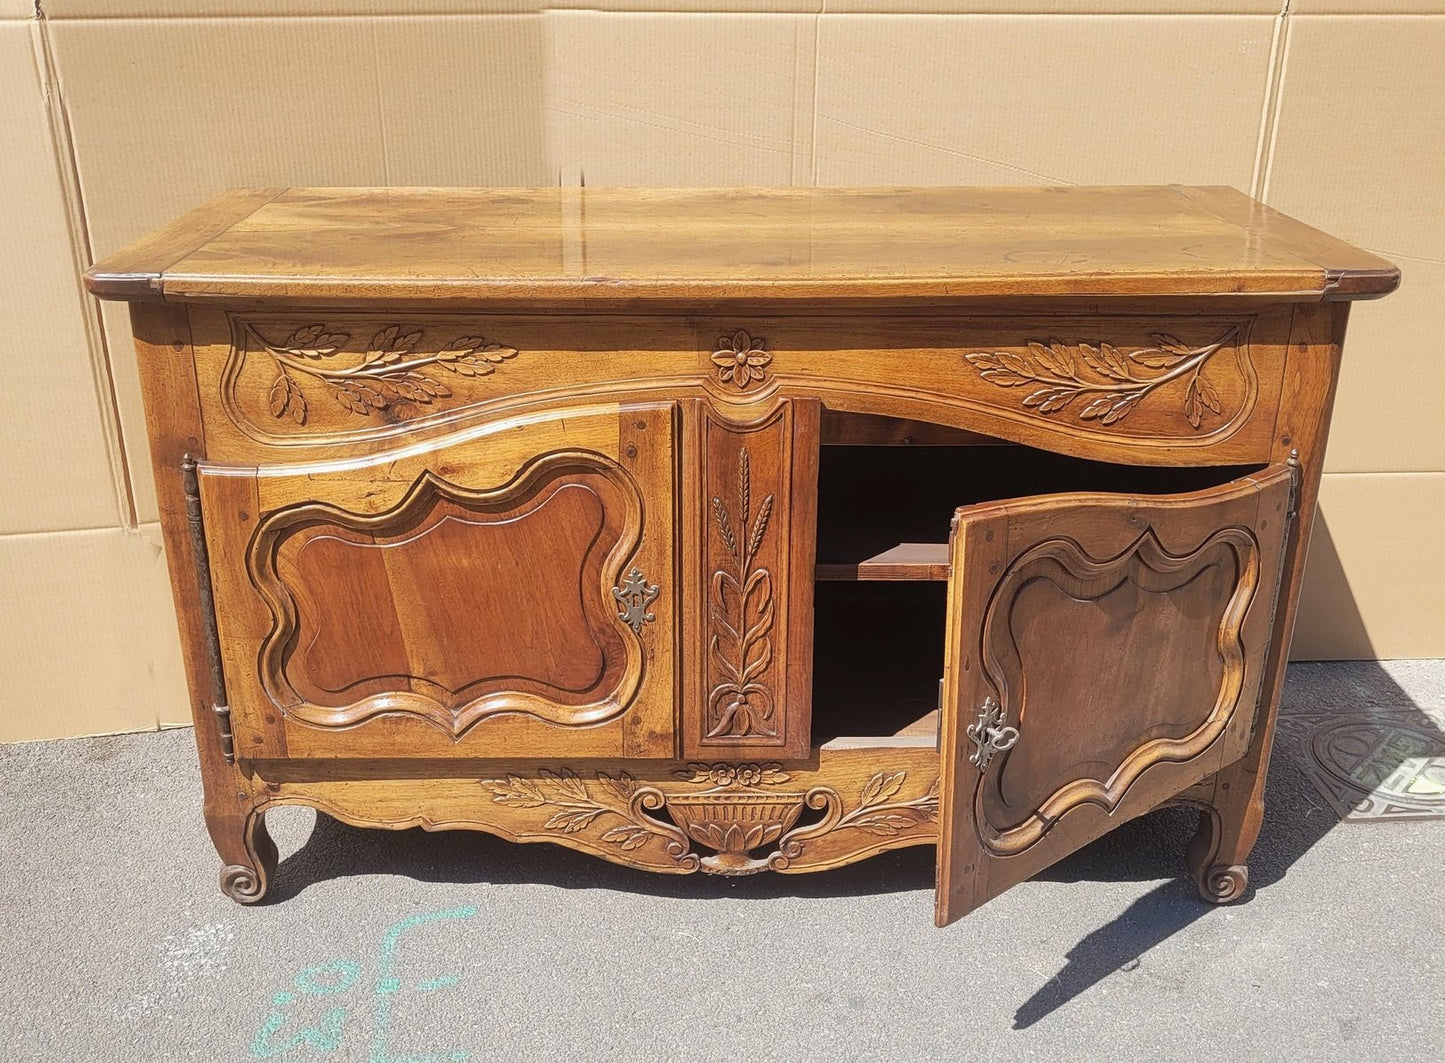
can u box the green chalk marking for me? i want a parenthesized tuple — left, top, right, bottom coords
(249, 905, 480, 1062)
(251, 1006, 348, 1059)
(369, 905, 477, 1063)
(295, 961, 362, 997)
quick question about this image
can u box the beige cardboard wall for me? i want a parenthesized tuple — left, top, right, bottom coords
(2, 1, 1441, 742)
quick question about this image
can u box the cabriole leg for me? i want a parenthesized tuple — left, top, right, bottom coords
(1184, 789, 1259, 904)
(206, 807, 277, 904)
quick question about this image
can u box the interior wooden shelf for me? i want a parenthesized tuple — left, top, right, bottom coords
(816, 542, 950, 582)
(820, 708, 940, 749)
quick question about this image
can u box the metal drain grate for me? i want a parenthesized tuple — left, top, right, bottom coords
(1275, 709, 1445, 823)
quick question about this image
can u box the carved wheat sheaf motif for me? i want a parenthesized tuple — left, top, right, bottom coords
(248, 322, 519, 424)
(481, 764, 940, 875)
(706, 448, 778, 740)
(964, 326, 1239, 429)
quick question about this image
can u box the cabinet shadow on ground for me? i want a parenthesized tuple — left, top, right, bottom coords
(266, 661, 1439, 1030)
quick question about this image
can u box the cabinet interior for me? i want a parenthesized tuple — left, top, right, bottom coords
(809, 410, 1266, 745)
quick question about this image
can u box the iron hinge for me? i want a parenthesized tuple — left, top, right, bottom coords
(1286, 448, 1302, 520)
(182, 455, 234, 764)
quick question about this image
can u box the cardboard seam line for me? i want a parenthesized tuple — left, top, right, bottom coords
(30, 10, 138, 531)
(1249, 0, 1290, 200)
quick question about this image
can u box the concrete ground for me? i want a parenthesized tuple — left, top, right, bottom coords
(1, 660, 1441, 1063)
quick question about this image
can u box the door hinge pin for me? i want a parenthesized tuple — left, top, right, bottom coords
(183, 455, 235, 765)
(1286, 448, 1302, 520)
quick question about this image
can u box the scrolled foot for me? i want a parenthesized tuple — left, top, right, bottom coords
(220, 863, 269, 904)
(207, 808, 277, 904)
(1196, 863, 1249, 904)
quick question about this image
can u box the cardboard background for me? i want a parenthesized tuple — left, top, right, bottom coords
(3, 1, 1441, 742)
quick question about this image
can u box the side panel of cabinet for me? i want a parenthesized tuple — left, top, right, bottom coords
(936, 465, 1294, 925)
(682, 399, 820, 761)
(201, 402, 679, 760)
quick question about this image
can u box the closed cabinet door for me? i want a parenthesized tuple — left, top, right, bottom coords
(936, 464, 1295, 925)
(197, 403, 678, 760)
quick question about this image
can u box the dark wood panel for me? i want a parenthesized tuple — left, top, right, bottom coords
(937, 464, 1295, 925)
(279, 482, 617, 707)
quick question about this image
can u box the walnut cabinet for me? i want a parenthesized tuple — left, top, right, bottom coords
(87, 186, 1398, 925)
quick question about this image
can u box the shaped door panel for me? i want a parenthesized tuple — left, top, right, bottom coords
(199, 403, 677, 760)
(936, 464, 1295, 925)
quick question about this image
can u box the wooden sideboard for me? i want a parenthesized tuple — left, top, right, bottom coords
(86, 186, 1397, 925)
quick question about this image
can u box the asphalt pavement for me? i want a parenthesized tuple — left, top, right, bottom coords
(1, 659, 1441, 1062)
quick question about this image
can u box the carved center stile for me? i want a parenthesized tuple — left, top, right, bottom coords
(705, 447, 779, 740)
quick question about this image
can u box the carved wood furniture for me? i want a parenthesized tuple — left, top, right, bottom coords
(87, 186, 1398, 924)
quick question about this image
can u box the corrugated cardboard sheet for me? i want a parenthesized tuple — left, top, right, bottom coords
(3, 0, 1442, 741)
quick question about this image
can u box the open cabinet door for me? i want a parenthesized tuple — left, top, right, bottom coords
(936, 464, 1296, 926)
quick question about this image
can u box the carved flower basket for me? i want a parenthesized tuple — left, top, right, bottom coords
(663, 789, 808, 874)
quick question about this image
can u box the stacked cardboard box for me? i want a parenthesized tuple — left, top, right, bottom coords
(4, 0, 1441, 741)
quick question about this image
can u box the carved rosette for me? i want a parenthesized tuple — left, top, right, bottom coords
(481, 764, 940, 875)
(710, 330, 772, 391)
(964, 326, 1243, 430)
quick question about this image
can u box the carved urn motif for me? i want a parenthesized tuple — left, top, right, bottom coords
(662, 763, 807, 874)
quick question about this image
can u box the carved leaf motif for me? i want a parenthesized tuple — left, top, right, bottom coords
(859, 771, 907, 808)
(596, 771, 638, 802)
(599, 824, 655, 851)
(846, 811, 919, 837)
(1129, 348, 1189, 369)
(964, 352, 1033, 387)
(437, 336, 519, 376)
(544, 807, 606, 833)
(1184, 379, 1204, 429)
(1029, 340, 1074, 377)
(964, 327, 1239, 431)
(1196, 377, 1222, 414)
(247, 321, 521, 423)
(279, 324, 348, 359)
(1022, 386, 1077, 414)
(268, 373, 299, 421)
(486, 774, 549, 808)
(1152, 332, 1194, 354)
(366, 325, 422, 365)
(540, 767, 589, 802)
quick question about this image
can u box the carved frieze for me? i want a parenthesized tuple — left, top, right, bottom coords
(481, 763, 940, 875)
(221, 317, 521, 442)
(964, 326, 1241, 430)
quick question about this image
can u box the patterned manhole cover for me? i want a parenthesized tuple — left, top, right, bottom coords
(1277, 710, 1445, 822)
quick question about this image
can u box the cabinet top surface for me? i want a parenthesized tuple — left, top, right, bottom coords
(85, 185, 1398, 306)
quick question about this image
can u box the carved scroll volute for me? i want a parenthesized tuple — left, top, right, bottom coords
(682, 400, 820, 760)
